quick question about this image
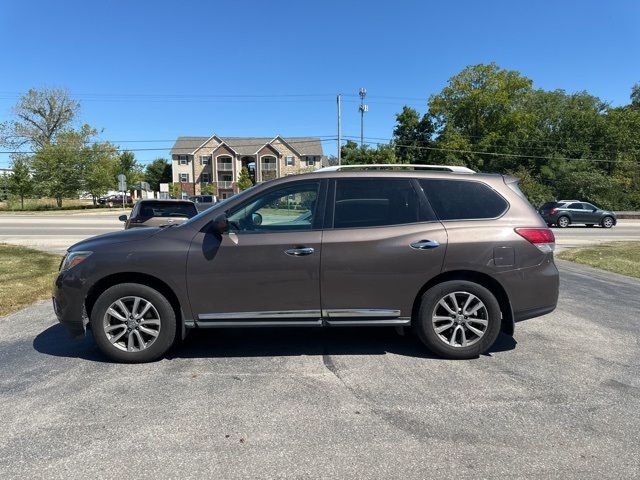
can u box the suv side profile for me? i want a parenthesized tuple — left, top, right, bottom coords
(539, 201, 616, 228)
(53, 167, 559, 363)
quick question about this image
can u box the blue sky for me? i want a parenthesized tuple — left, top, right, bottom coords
(1, 0, 638, 167)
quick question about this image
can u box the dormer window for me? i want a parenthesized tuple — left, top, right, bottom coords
(178, 155, 188, 165)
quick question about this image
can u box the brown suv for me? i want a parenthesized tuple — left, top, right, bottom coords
(53, 166, 559, 362)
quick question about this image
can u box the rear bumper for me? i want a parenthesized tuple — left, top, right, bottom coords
(497, 256, 559, 322)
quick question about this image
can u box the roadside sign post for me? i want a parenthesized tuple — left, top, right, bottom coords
(117, 174, 127, 209)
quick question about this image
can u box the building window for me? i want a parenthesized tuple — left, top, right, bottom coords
(200, 155, 211, 165)
(179, 173, 189, 182)
(307, 157, 315, 167)
(201, 173, 211, 183)
(178, 155, 188, 165)
(286, 156, 294, 166)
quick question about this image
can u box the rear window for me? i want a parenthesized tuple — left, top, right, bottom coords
(138, 202, 197, 218)
(419, 179, 508, 220)
(541, 202, 559, 210)
(333, 178, 428, 228)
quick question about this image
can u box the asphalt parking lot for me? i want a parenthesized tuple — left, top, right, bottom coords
(0, 260, 638, 479)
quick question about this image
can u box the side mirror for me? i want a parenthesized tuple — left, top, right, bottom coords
(252, 212, 263, 226)
(118, 215, 127, 222)
(211, 213, 229, 234)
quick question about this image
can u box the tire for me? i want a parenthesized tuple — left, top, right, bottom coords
(90, 283, 177, 363)
(557, 216, 570, 228)
(601, 216, 614, 229)
(413, 280, 502, 360)
(586, 224, 594, 228)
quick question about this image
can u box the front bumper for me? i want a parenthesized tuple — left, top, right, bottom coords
(52, 270, 88, 338)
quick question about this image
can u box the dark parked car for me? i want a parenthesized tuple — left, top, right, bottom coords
(539, 200, 616, 228)
(54, 166, 559, 363)
(118, 199, 198, 229)
(97, 194, 133, 207)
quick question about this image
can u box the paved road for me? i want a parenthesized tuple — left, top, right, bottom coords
(0, 212, 124, 252)
(1, 212, 639, 253)
(0, 261, 638, 479)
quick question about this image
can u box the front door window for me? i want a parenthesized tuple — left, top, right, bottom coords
(227, 182, 319, 232)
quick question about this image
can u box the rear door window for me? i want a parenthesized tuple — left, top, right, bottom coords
(419, 179, 508, 220)
(333, 178, 430, 228)
(139, 202, 197, 218)
(567, 203, 583, 210)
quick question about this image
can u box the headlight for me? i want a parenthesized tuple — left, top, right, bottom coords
(60, 251, 92, 271)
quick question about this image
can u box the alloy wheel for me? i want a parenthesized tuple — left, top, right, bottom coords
(431, 291, 489, 348)
(558, 217, 569, 228)
(603, 217, 613, 228)
(103, 296, 161, 352)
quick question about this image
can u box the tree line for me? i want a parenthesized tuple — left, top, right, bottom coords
(0, 88, 173, 208)
(341, 63, 640, 209)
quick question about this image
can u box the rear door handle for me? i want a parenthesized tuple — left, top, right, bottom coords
(410, 240, 440, 250)
(285, 247, 315, 256)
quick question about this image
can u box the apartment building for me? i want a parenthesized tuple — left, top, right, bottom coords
(170, 135, 325, 198)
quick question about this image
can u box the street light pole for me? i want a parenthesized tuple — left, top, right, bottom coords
(337, 94, 342, 165)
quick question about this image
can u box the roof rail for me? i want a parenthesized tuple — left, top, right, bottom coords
(315, 164, 475, 173)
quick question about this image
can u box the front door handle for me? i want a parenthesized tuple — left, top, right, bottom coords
(285, 247, 315, 256)
(410, 240, 440, 250)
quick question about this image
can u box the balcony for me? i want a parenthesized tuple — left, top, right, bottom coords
(217, 162, 233, 171)
(217, 180, 233, 189)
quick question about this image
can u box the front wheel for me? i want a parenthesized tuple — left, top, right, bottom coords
(601, 216, 614, 228)
(90, 283, 177, 363)
(414, 281, 502, 359)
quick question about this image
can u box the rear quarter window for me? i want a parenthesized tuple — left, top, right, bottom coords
(419, 179, 508, 220)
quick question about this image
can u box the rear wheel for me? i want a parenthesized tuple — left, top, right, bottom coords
(414, 281, 502, 359)
(557, 216, 570, 228)
(90, 283, 176, 363)
(601, 216, 614, 228)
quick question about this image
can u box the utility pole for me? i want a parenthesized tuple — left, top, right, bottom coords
(337, 94, 342, 165)
(359, 88, 368, 148)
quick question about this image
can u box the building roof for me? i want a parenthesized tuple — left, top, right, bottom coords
(170, 135, 324, 157)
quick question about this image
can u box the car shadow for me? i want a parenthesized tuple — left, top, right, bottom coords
(33, 324, 517, 363)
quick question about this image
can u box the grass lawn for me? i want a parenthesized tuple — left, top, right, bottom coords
(557, 242, 640, 279)
(0, 244, 62, 316)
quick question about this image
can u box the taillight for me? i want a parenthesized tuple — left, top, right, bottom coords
(515, 228, 555, 253)
(550, 208, 558, 215)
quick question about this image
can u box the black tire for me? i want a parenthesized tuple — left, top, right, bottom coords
(601, 216, 614, 228)
(557, 216, 570, 228)
(90, 283, 177, 363)
(413, 280, 502, 359)
(586, 224, 594, 228)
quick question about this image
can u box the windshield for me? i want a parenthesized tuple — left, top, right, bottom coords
(182, 185, 260, 226)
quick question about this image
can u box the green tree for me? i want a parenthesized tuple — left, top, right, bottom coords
(117, 151, 143, 189)
(7, 156, 33, 209)
(631, 83, 640, 109)
(200, 183, 217, 195)
(392, 106, 434, 163)
(84, 143, 119, 205)
(341, 140, 397, 165)
(144, 158, 172, 191)
(237, 167, 253, 191)
(0, 88, 79, 149)
(169, 182, 183, 199)
(31, 127, 93, 207)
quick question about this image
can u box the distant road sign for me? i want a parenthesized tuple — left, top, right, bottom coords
(117, 174, 127, 192)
